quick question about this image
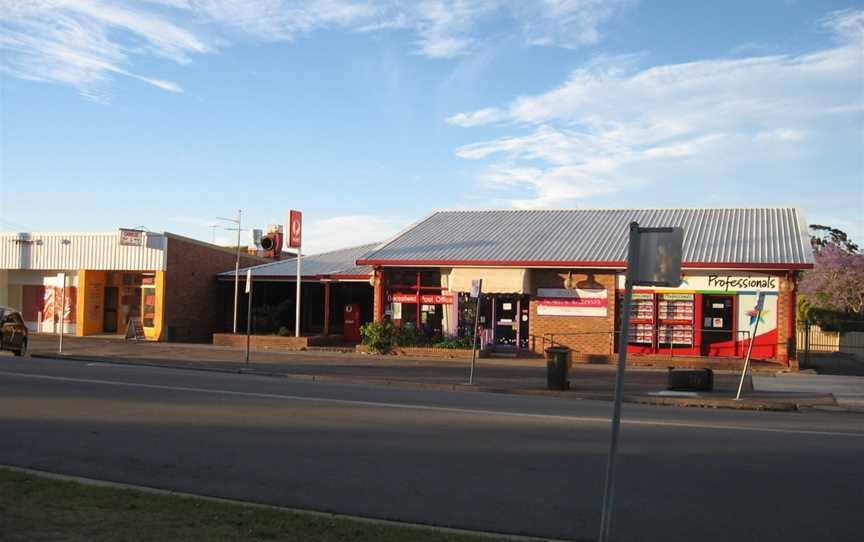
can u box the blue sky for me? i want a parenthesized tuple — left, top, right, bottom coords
(1, 1, 862, 253)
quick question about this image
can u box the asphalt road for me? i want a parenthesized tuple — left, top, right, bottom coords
(1, 356, 862, 542)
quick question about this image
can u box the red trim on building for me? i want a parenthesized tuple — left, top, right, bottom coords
(355, 258, 813, 270)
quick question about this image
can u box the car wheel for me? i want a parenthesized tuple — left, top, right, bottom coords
(14, 339, 26, 357)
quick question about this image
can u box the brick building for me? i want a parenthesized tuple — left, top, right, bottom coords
(0, 230, 263, 341)
(357, 208, 814, 367)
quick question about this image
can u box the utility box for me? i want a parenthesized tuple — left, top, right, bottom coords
(667, 368, 714, 391)
(343, 304, 361, 343)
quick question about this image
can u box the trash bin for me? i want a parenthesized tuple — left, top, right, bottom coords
(545, 347, 571, 390)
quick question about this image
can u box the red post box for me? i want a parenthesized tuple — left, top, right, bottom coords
(343, 304, 361, 343)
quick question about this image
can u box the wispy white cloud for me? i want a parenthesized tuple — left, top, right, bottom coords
(0, 0, 632, 100)
(446, 106, 506, 127)
(0, 0, 207, 101)
(448, 9, 864, 208)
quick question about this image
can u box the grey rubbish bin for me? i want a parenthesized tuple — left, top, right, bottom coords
(545, 347, 571, 390)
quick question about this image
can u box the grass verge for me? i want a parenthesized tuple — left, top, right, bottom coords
(0, 468, 514, 542)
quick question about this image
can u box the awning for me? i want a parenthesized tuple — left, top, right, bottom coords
(448, 268, 530, 294)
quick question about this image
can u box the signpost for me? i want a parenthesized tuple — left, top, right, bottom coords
(245, 269, 253, 366)
(288, 210, 302, 337)
(598, 222, 683, 542)
(736, 291, 766, 400)
(468, 279, 482, 385)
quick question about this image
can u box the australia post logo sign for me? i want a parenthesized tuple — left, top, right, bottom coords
(536, 288, 608, 317)
(288, 210, 302, 248)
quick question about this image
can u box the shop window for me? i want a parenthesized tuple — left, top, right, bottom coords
(657, 293, 695, 347)
(142, 286, 157, 328)
(628, 293, 655, 346)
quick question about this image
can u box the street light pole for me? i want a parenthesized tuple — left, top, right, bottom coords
(234, 209, 241, 334)
(217, 210, 243, 334)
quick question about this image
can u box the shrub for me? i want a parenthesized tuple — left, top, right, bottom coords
(360, 321, 396, 353)
(393, 326, 428, 347)
(432, 335, 474, 349)
(804, 308, 864, 332)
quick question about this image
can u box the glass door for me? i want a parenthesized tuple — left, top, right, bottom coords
(700, 294, 734, 355)
(493, 295, 518, 348)
(103, 287, 118, 333)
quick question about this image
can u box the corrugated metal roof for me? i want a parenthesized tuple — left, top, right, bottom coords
(358, 208, 814, 268)
(0, 232, 167, 271)
(221, 243, 378, 280)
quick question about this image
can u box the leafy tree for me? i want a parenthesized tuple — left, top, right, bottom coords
(799, 225, 863, 331)
(809, 224, 859, 254)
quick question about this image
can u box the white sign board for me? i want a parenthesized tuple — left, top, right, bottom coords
(536, 288, 608, 317)
(470, 279, 482, 299)
(119, 229, 144, 246)
(615, 273, 780, 292)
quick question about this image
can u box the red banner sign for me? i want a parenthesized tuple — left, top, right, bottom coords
(389, 293, 454, 304)
(288, 210, 302, 248)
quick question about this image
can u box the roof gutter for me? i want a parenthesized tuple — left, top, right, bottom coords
(354, 259, 814, 271)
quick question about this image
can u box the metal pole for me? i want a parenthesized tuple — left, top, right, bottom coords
(599, 222, 640, 542)
(233, 209, 241, 334)
(58, 274, 66, 354)
(295, 245, 302, 337)
(245, 275, 252, 366)
(736, 303, 762, 400)
(469, 280, 483, 385)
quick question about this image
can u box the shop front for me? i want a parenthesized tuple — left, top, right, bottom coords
(616, 273, 782, 359)
(358, 208, 812, 367)
(1, 230, 263, 341)
(379, 267, 531, 351)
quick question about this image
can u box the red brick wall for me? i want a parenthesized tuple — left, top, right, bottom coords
(528, 270, 617, 360)
(163, 235, 264, 342)
(776, 273, 794, 366)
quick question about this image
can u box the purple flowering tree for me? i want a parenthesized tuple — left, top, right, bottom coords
(799, 243, 864, 316)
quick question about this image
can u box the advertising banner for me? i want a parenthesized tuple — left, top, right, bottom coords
(536, 288, 608, 317)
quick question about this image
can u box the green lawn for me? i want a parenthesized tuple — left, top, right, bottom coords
(0, 468, 513, 542)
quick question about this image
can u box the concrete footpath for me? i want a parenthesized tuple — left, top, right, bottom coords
(22, 334, 839, 412)
(754, 373, 864, 411)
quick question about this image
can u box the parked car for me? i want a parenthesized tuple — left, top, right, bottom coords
(0, 306, 28, 356)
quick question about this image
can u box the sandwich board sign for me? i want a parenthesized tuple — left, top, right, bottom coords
(125, 317, 146, 341)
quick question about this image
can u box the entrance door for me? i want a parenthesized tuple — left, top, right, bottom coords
(494, 295, 518, 349)
(103, 287, 119, 333)
(700, 294, 734, 355)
